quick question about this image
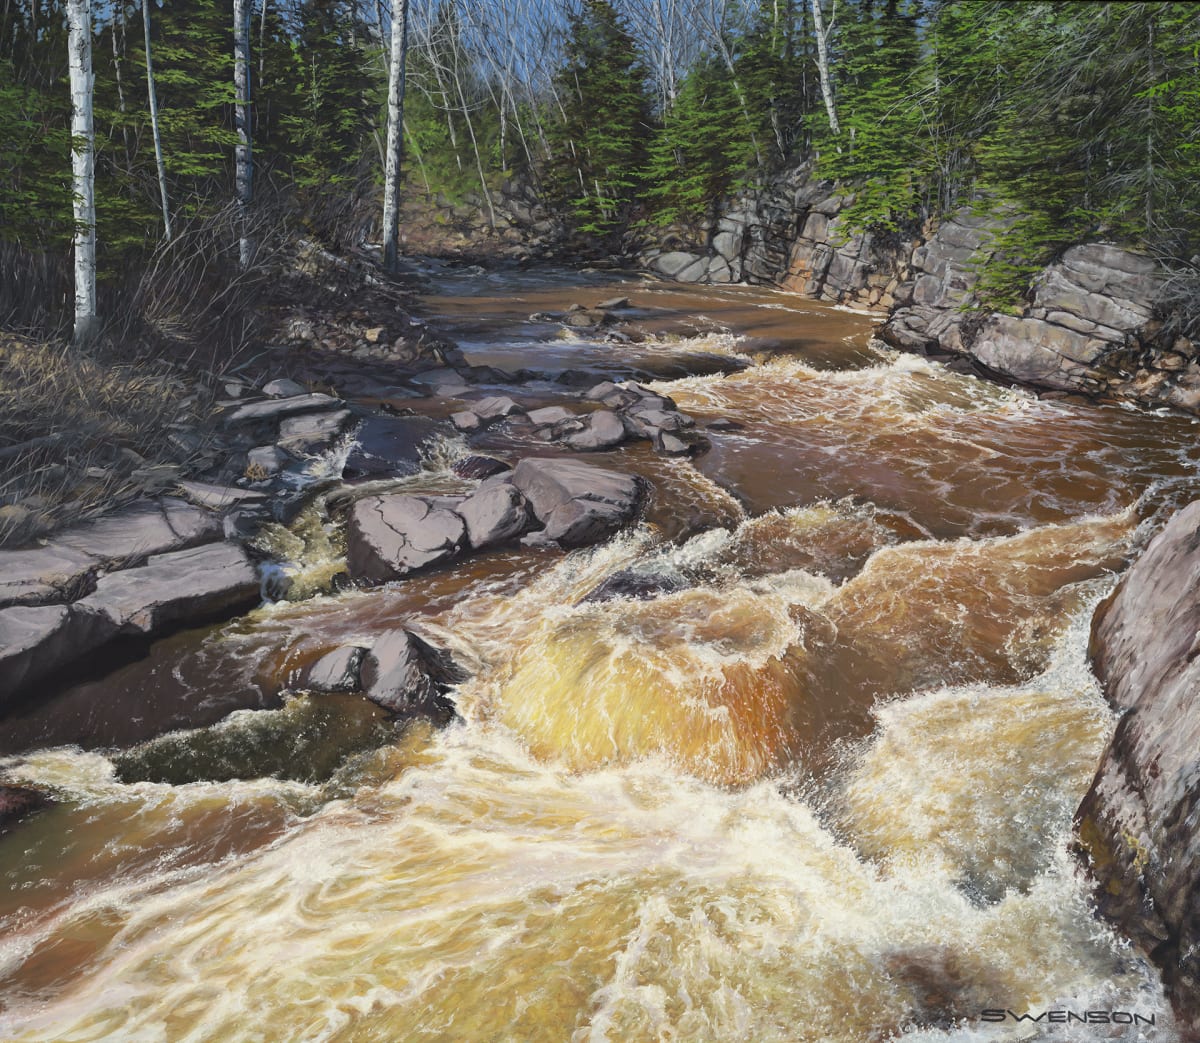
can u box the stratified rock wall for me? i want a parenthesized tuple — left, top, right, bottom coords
(1076, 500, 1200, 1037)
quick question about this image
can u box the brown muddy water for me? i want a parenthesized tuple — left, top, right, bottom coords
(3, 267, 1200, 1041)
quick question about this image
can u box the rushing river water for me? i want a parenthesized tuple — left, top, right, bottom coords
(4, 267, 1200, 1041)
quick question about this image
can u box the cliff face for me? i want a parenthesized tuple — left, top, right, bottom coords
(645, 170, 1200, 416)
(1075, 501, 1200, 1038)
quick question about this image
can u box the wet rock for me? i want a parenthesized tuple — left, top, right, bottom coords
(705, 418, 744, 432)
(79, 541, 260, 636)
(653, 430, 709, 456)
(458, 483, 531, 549)
(302, 645, 367, 693)
(277, 409, 354, 453)
(224, 393, 342, 426)
(261, 377, 307, 398)
(473, 395, 524, 420)
(512, 457, 646, 547)
(526, 406, 575, 426)
(628, 406, 693, 431)
(452, 455, 511, 480)
(561, 308, 609, 328)
(360, 629, 465, 719)
(583, 568, 688, 603)
(451, 410, 481, 432)
(343, 415, 441, 478)
(562, 409, 626, 451)
(0, 603, 114, 702)
(346, 494, 466, 583)
(597, 296, 631, 310)
(1075, 499, 1200, 1036)
(0, 784, 52, 832)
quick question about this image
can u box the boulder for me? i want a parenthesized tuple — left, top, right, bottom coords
(458, 483, 531, 549)
(302, 645, 367, 693)
(596, 296, 631, 310)
(1075, 500, 1200, 1036)
(511, 457, 646, 547)
(277, 409, 354, 453)
(452, 455, 511, 480)
(562, 409, 627, 451)
(261, 377, 307, 398)
(0, 785, 51, 832)
(343, 415, 441, 478)
(247, 445, 290, 477)
(527, 406, 575, 427)
(360, 629, 467, 718)
(345, 494, 466, 583)
(451, 411, 481, 432)
(473, 396, 523, 420)
(79, 541, 260, 636)
(652, 251, 703, 278)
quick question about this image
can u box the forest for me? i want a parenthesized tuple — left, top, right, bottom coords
(3, 0, 1199, 342)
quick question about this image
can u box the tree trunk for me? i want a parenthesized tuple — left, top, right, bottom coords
(233, 0, 253, 268)
(381, 0, 410, 273)
(810, 0, 840, 138)
(143, 0, 171, 241)
(67, 0, 98, 343)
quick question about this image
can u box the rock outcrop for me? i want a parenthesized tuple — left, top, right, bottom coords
(1075, 500, 1200, 1036)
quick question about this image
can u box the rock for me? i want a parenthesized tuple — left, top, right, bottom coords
(344, 415, 441, 478)
(452, 455, 511, 480)
(364, 326, 387, 344)
(473, 396, 524, 420)
(0, 785, 52, 832)
(1075, 500, 1200, 1036)
(628, 406, 693, 431)
(0, 603, 114, 702)
(174, 480, 268, 511)
(451, 410, 481, 432)
(596, 296, 631, 310)
(277, 409, 354, 453)
(583, 381, 621, 401)
(583, 568, 688, 603)
(1, 499, 222, 609)
(246, 445, 290, 478)
(302, 645, 367, 693)
(224, 393, 342, 426)
(360, 630, 466, 718)
(561, 309, 608, 328)
(79, 542, 260, 636)
(261, 377, 307, 398)
(458, 483, 531, 549)
(562, 409, 627, 451)
(131, 464, 183, 494)
(654, 430, 699, 455)
(527, 406, 575, 426)
(511, 457, 645, 547)
(345, 494, 466, 583)
(652, 251, 703, 278)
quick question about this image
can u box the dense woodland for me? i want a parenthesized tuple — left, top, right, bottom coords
(2, 0, 1199, 337)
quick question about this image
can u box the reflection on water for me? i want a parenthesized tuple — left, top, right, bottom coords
(1, 268, 1191, 1041)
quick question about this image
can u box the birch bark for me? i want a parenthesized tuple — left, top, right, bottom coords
(810, 0, 840, 138)
(68, 0, 98, 343)
(233, 0, 253, 267)
(381, 0, 410, 273)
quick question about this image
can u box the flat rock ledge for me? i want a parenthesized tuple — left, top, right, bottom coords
(1074, 498, 1200, 1036)
(1, 540, 260, 706)
(344, 456, 648, 585)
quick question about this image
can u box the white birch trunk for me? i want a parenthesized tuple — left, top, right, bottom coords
(68, 0, 98, 343)
(233, 0, 253, 268)
(810, 0, 840, 138)
(143, 0, 171, 241)
(381, 0, 410, 273)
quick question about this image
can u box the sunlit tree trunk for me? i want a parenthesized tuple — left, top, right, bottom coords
(381, 0, 410, 272)
(811, 0, 840, 137)
(233, 0, 253, 267)
(68, 0, 98, 343)
(142, 0, 171, 241)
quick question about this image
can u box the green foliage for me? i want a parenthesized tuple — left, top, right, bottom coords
(546, 0, 653, 236)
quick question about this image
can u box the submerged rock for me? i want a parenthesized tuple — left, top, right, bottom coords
(1075, 499, 1200, 1036)
(0, 784, 52, 832)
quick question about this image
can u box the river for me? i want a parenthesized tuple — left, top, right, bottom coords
(3, 267, 1198, 1041)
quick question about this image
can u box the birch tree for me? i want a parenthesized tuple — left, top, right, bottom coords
(810, 0, 839, 137)
(381, 0, 410, 273)
(142, 0, 171, 240)
(233, 0, 253, 267)
(67, 0, 98, 342)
